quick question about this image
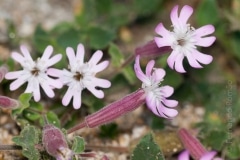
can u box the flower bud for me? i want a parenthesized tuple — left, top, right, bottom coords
(42, 124, 73, 160)
(0, 96, 19, 109)
(0, 65, 8, 83)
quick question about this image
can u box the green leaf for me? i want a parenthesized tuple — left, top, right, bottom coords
(12, 93, 32, 118)
(23, 110, 41, 121)
(33, 25, 53, 53)
(56, 28, 81, 49)
(225, 139, 240, 159)
(12, 126, 40, 160)
(72, 136, 85, 154)
(133, 0, 162, 17)
(131, 133, 165, 160)
(39, 111, 61, 128)
(122, 65, 137, 85)
(108, 43, 124, 67)
(195, 0, 220, 25)
(87, 26, 116, 49)
(204, 130, 227, 150)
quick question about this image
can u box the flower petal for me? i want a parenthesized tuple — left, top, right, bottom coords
(155, 23, 172, 38)
(93, 61, 109, 73)
(154, 37, 173, 48)
(170, 5, 179, 26)
(145, 60, 155, 77)
(10, 74, 30, 90)
(76, 43, 85, 64)
(195, 37, 216, 47)
(153, 68, 165, 82)
(87, 86, 104, 98)
(11, 52, 25, 65)
(90, 77, 111, 88)
(167, 50, 178, 69)
(178, 150, 190, 160)
(62, 87, 74, 106)
(193, 50, 213, 65)
(194, 25, 215, 37)
(73, 90, 82, 109)
(174, 54, 186, 73)
(134, 56, 149, 83)
(66, 47, 76, 67)
(179, 5, 193, 24)
(186, 52, 203, 68)
(161, 86, 174, 97)
(200, 151, 217, 160)
(89, 50, 103, 65)
(41, 45, 53, 61)
(5, 71, 24, 80)
(32, 80, 41, 102)
(20, 45, 33, 61)
(47, 68, 62, 77)
(47, 54, 62, 67)
(160, 105, 178, 118)
(163, 99, 178, 107)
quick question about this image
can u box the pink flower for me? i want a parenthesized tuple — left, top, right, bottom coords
(134, 55, 178, 118)
(5, 45, 62, 101)
(178, 128, 223, 160)
(178, 150, 223, 160)
(154, 5, 216, 73)
(48, 43, 111, 109)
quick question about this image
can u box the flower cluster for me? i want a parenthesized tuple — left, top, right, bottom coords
(5, 44, 111, 109)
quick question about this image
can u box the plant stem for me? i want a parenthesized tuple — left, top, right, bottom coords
(0, 145, 22, 150)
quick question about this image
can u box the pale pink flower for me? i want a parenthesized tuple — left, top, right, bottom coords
(134, 55, 178, 118)
(48, 43, 111, 109)
(154, 5, 216, 73)
(5, 45, 62, 101)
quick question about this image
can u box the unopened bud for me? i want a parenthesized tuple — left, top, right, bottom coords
(42, 124, 73, 160)
(0, 96, 19, 109)
(0, 65, 8, 83)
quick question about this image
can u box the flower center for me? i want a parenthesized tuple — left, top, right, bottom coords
(177, 39, 186, 46)
(31, 67, 40, 76)
(73, 72, 83, 81)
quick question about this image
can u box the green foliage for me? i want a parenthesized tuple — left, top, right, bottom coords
(195, 0, 220, 25)
(225, 139, 240, 160)
(12, 126, 41, 160)
(133, 0, 162, 17)
(131, 133, 165, 160)
(71, 136, 85, 154)
(99, 123, 118, 139)
(12, 93, 32, 119)
(87, 26, 116, 49)
(108, 43, 137, 84)
(39, 111, 61, 128)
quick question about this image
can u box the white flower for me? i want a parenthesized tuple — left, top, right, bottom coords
(5, 45, 63, 101)
(154, 5, 216, 73)
(134, 55, 178, 118)
(48, 43, 111, 109)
